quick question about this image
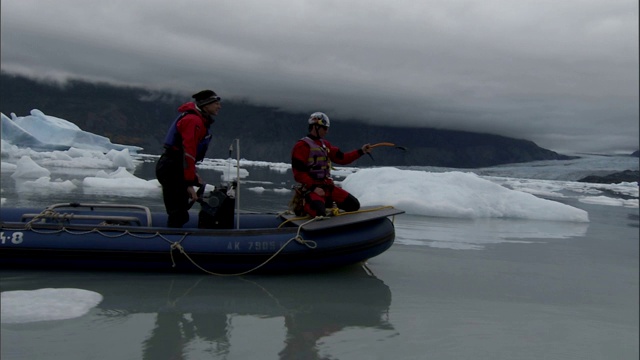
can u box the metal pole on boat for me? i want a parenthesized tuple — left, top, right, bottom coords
(235, 138, 240, 230)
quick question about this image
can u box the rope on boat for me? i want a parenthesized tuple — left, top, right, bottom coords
(277, 205, 398, 229)
(24, 209, 63, 229)
(10, 206, 397, 276)
(167, 217, 320, 276)
(14, 209, 182, 240)
(12, 218, 317, 276)
(277, 214, 313, 228)
(337, 205, 396, 216)
(171, 206, 401, 275)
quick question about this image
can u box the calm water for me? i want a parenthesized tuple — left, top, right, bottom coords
(1, 155, 638, 359)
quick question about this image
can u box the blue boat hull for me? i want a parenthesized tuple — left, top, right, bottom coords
(0, 203, 403, 274)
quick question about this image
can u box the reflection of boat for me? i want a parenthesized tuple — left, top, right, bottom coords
(0, 202, 403, 274)
(1, 269, 394, 359)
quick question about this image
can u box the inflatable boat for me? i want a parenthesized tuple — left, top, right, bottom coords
(0, 202, 403, 274)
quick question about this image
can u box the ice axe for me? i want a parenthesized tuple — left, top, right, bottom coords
(366, 142, 407, 161)
(370, 142, 408, 151)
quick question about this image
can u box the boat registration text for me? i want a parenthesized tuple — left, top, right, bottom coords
(1, 232, 25, 245)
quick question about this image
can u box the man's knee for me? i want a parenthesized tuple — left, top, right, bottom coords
(340, 194, 360, 212)
(304, 199, 326, 217)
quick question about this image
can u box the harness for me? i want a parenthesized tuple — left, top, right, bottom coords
(163, 111, 212, 161)
(301, 137, 330, 181)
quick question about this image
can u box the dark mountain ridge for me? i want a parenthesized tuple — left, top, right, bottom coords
(1, 72, 576, 168)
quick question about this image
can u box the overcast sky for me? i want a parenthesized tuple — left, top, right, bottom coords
(1, 0, 638, 154)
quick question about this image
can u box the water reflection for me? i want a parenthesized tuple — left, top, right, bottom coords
(1, 269, 394, 359)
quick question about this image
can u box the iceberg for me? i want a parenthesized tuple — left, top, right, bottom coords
(1, 109, 142, 153)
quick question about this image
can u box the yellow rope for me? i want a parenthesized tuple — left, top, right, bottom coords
(277, 215, 312, 228)
(336, 205, 395, 216)
(277, 205, 397, 228)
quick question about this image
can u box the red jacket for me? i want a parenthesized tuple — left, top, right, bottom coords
(174, 102, 212, 183)
(291, 135, 363, 189)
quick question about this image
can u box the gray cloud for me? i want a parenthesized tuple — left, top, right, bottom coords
(1, 0, 638, 154)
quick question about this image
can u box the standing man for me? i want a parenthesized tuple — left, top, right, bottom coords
(156, 90, 221, 228)
(291, 112, 371, 217)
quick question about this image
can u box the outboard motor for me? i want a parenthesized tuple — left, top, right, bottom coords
(198, 182, 236, 229)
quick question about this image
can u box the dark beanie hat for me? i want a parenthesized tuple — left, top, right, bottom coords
(192, 89, 220, 108)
